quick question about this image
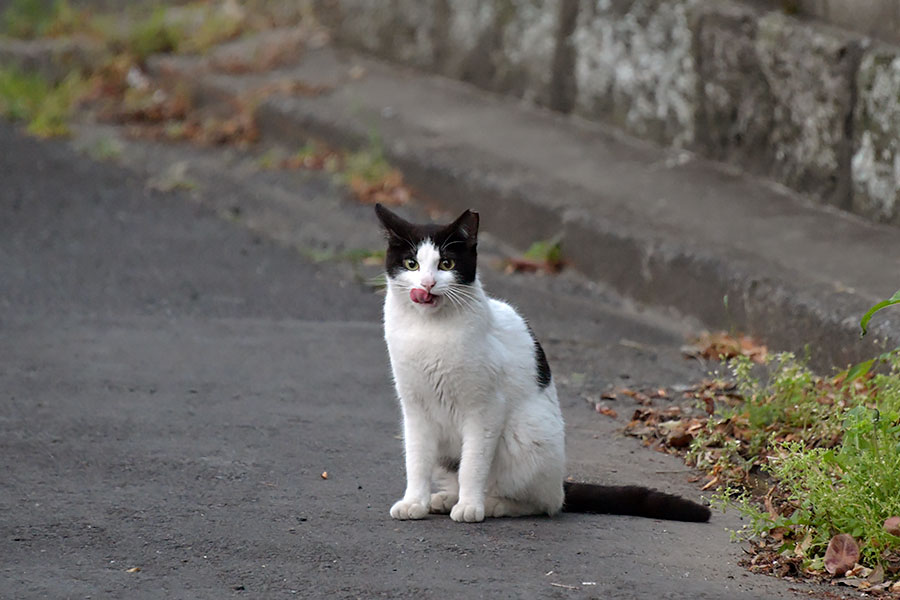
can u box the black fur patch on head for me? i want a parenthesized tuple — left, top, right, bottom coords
(527, 325, 552, 389)
(374, 204, 479, 285)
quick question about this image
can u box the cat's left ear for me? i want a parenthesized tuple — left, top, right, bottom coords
(448, 209, 479, 248)
(374, 203, 413, 243)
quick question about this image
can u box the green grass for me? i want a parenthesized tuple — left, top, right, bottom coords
(83, 135, 123, 161)
(3, 0, 249, 59)
(124, 7, 182, 61)
(0, 0, 87, 39)
(340, 141, 394, 186)
(0, 65, 86, 136)
(703, 351, 900, 569)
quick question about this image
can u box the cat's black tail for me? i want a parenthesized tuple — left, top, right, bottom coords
(562, 481, 711, 522)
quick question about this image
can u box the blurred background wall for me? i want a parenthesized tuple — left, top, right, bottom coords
(311, 0, 900, 227)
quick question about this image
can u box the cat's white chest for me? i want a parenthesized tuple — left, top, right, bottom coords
(384, 296, 495, 408)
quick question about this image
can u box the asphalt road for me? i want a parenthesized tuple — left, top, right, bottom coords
(0, 121, 813, 599)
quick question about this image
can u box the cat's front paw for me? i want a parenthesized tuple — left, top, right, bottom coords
(450, 501, 485, 523)
(390, 499, 429, 520)
(430, 491, 458, 514)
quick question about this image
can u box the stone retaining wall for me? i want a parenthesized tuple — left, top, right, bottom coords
(312, 0, 900, 225)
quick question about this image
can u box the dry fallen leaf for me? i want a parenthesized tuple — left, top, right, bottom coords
(595, 404, 617, 418)
(665, 429, 693, 449)
(700, 476, 719, 491)
(126, 567, 141, 573)
(885, 516, 900, 537)
(824, 534, 859, 576)
(683, 331, 767, 364)
(320, 471, 328, 480)
(866, 564, 885, 585)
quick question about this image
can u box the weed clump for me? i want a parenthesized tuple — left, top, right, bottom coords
(1, 0, 88, 39)
(696, 352, 900, 573)
(0, 65, 86, 136)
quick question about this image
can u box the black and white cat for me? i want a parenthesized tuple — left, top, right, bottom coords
(375, 204, 710, 524)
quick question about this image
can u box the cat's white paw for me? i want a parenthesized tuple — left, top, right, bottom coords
(450, 501, 485, 523)
(430, 491, 458, 514)
(390, 499, 429, 520)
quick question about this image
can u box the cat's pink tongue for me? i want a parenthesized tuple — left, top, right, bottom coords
(410, 288, 434, 304)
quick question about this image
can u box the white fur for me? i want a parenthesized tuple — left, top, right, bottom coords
(384, 241, 566, 523)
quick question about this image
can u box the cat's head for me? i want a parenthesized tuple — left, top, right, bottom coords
(374, 203, 479, 311)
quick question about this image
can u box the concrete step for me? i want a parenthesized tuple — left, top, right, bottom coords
(147, 41, 900, 371)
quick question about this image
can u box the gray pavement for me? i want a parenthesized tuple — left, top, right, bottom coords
(0, 119, 823, 599)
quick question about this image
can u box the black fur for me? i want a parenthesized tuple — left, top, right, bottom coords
(562, 481, 711, 522)
(527, 326, 552, 389)
(374, 204, 479, 285)
(439, 456, 461, 472)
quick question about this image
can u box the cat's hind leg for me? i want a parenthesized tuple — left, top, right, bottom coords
(430, 466, 459, 514)
(484, 496, 545, 518)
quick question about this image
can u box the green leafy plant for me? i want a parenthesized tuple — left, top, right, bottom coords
(340, 140, 393, 187)
(0, 65, 86, 136)
(0, 0, 86, 39)
(125, 7, 182, 61)
(860, 288, 900, 337)
(706, 351, 900, 570)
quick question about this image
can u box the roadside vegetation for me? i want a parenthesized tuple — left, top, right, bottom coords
(0, 0, 418, 207)
(617, 294, 900, 594)
(0, 0, 304, 138)
(0, 64, 86, 136)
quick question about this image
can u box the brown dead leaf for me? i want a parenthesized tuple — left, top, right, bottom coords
(824, 534, 860, 576)
(209, 29, 309, 74)
(126, 567, 141, 573)
(885, 516, 900, 537)
(884, 551, 900, 575)
(661, 406, 683, 420)
(595, 404, 617, 418)
(320, 471, 328, 480)
(666, 430, 693, 448)
(684, 331, 767, 363)
(700, 476, 719, 491)
(867, 564, 885, 585)
(624, 423, 654, 438)
(503, 257, 565, 275)
(348, 172, 410, 206)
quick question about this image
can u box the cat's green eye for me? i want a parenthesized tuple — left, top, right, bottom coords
(403, 258, 419, 271)
(439, 258, 455, 271)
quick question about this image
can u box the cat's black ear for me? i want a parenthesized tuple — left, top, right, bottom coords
(448, 209, 479, 248)
(374, 203, 412, 243)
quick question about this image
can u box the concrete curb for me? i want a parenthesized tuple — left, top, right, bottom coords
(146, 46, 900, 371)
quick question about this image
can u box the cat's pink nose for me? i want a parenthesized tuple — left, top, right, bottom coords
(420, 276, 435, 290)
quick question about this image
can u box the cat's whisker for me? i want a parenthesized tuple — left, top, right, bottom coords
(446, 285, 478, 303)
(442, 289, 467, 311)
(439, 238, 465, 252)
(442, 287, 476, 312)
